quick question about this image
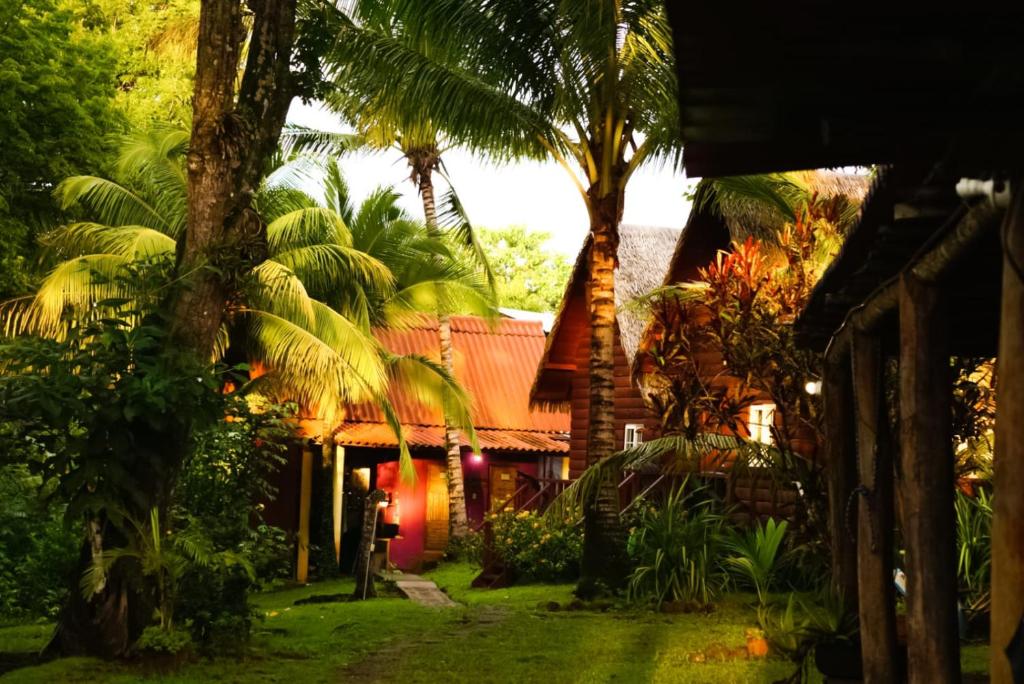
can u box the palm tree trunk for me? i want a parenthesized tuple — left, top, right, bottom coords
(579, 190, 630, 596)
(415, 158, 469, 540)
(48, 0, 299, 658)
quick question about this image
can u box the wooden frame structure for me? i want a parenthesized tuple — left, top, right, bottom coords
(665, 4, 1024, 679)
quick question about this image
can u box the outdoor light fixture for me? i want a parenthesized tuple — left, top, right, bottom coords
(804, 380, 822, 395)
(470, 453, 484, 464)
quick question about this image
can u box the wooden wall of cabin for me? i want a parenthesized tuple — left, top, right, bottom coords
(568, 323, 657, 478)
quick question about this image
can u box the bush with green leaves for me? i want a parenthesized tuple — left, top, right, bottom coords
(724, 518, 789, 605)
(955, 488, 992, 622)
(0, 463, 78, 619)
(172, 398, 295, 647)
(489, 511, 582, 582)
(626, 482, 727, 608)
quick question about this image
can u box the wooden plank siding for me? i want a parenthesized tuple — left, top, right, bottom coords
(568, 323, 658, 478)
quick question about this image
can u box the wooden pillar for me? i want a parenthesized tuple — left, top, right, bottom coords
(899, 272, 959, 683)
(296, 445, 314, 583)
(992, 180, 1024, 684)
(851, 330, 898, 682)
(823, 354, 858, 609)
(333, 445, 345, 564)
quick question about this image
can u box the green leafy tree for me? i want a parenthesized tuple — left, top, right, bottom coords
(0, 0, 123, 299)
(87, 0, 199, 130)
(478, 227, 571, 313)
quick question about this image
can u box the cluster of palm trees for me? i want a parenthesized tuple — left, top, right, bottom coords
(6, 0, 682, 589)
(1, 129, 490, 484)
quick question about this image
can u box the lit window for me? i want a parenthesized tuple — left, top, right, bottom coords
(748, 404, 776, 445)
(624, 423, 644, 450)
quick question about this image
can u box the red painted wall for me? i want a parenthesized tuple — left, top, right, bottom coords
(376, 450, 540, 570)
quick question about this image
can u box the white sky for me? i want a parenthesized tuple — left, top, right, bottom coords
(287, 102, 695, 257)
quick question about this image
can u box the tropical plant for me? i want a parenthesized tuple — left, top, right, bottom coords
(81, 507, 253, 636)
(757, 589, 858, 683)
(626, 482, 727, 609)
(0, 463, 78, 619)
(322, 0, 680, 587)
(724, 518, 789, 606)
(954, 488, 992, 621)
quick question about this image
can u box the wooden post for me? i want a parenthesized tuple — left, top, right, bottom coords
(851, 330, 898, 682)
(333, 445, 345, 564)
(353, 489, 386, 600)
(296, 445, 314, 583)
(992, 181, 1024, 684)
(823, 353, 858, 609)
(899, 272, 959, 684)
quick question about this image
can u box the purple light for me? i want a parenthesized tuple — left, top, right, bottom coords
(470, 453, 484, 464)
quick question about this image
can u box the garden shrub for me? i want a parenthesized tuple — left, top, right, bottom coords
(0, 464, 78, 619)
(445, 530, 483, 564)
(173, 397, 294, 648)
(723, 518, 789, 605)
(626, 483, 727, 608)
(955, 488, 992, 624)
(489, 511, 582, 582)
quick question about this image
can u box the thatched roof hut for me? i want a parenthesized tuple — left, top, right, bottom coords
(531, 224, 682, 410)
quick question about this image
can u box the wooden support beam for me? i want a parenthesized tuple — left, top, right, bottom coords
(296, 445, 314, 583)
(823, 354, 858, 610)
(851, 330, 898, 682)
(991, 180, 1024, 684)
(822, 198, 1002, 365)
(333, 445, 345, 565)
(899, 272, 959, 684)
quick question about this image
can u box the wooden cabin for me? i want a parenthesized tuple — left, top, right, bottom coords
(631, 173, 869, 520)
(666, 4, 1024, 681)
(531, 224, 681, 478)
(267, 316, 570, 575)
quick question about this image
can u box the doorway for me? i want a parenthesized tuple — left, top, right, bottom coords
(424, 462, 449, 552)
(489, 465, 518, 513)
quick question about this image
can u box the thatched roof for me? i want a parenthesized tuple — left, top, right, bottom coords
(697, 170, 872, 240)
(614, 225, 685, 364)
(530, 224, 682, 408)
(632, 170, 872, 373)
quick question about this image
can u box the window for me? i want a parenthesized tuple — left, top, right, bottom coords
(748, 403, 776, 445)
(624, 423, 644, 449)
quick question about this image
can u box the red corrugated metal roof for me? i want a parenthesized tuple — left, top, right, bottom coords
(335, 423, 569, 453)
(338, 315, 569, 450)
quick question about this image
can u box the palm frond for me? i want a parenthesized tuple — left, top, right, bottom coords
(546, 432, 744, 521)
(42, 223, 176, 260)
(55, 176, 171, 233)
(385, 352, 479, 453)
(243, 302, 388, 422)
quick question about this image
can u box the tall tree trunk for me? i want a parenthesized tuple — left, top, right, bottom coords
(413, 152, 469, 540)
(579, 189, 630, 596)
(48, 0, 299, 657)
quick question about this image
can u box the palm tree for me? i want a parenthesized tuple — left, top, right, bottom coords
(327, 0, 681, 591)
(1, 130, 481, 482)
(311, 3, 516, 541)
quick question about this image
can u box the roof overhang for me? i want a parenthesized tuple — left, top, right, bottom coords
(666, 2, 1024, 177)
(334, 423, 570, 454)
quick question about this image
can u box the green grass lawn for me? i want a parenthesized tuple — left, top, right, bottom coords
(0, 565, 990, 683)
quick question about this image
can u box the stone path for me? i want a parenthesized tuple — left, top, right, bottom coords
(379, 571, 458, 608)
